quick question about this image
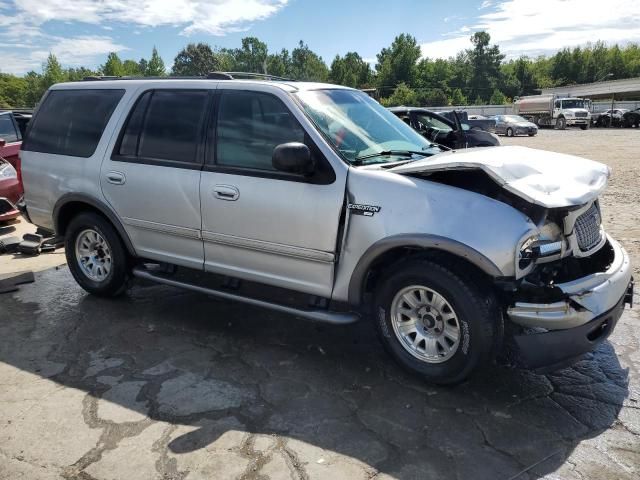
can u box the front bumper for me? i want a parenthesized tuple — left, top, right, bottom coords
(512, 288, 629, 371)
(508, 236, 632, 330)
(567, 118, 589, 125)
(505, 236, 633, 370)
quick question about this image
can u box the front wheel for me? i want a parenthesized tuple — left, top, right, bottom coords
(373, 259, 498, 385)
(506, 127, 514, 137)
(555, 117, 567, 130)
(580, 124, 589, 130)
(65, 212, 130, 297)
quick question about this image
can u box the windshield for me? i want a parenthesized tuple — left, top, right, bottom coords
(295, 89, 441, 164)
(561, 99, 586, 109)
(504, 115, 528, 122)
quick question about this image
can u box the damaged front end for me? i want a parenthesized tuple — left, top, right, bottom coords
(391, 146, 633, 371)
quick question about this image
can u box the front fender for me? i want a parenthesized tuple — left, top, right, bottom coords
(332, 167, 537, 304)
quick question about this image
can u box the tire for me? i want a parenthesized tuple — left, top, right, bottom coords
(65, 212, 129, 297)
(506, 127, 514, 137)
(528, 133, 536, 136)
(580, 124, 589, 130)
(373, 259, 498, 385)
(555, 117, 567, 130)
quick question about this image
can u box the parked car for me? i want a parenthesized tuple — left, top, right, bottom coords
(0, 155, 21, 222)
(438, 110, 496, 133)
(593, 109, 628, 128)
(389, 107, 500, 149)
(20, 76, 633, 384)
(493, 115, 538, 137)
(622, 108, 640, 128)
(0, 112, 24, 222)
(0, 111, 23, 183)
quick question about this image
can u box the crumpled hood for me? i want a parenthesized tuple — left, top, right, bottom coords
(390, 146, 610, 208)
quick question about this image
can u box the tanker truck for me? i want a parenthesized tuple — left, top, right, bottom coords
(513, 94, 591, 130)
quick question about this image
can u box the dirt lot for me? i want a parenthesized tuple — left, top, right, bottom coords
(0, 128, 638, 480)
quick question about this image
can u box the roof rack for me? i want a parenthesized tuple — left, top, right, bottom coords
(82, 72, 295, 82)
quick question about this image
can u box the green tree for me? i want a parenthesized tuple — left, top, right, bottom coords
(290, 41, 328, 81)
(467, 32, 504, 103)
(145, 47, 166, 76)
(450, 88, 468, 106)
(122, 60, 142, 76)
(42, 53, 66, 89)
(101, 52, 125, 76)
(233, 37, 269, 73)
(329, 52, 372, 88)
(0, 74, 27, 107)
(489, 89, 507, 104)
(381, 82, 418, 107)
(376, 34, 422, 90)
(266, 49, 291, 77)
(172, 43, 222, 76)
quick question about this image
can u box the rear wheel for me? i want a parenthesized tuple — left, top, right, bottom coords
(65, 212, 129, 297)
(373, 259, 497, 385)
(506, 127, 514, 137)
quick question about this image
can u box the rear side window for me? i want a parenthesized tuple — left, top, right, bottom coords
(116, 89, 209, 165)
(0, 114, 19, 143)
(23, 89, 124, 157)
(215, 91, 305, 171)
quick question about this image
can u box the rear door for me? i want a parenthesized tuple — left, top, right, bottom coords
(199, 87, 345, 297)
(101, 88, 211, 269)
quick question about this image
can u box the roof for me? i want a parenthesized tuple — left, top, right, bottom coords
(540, 76, 640, 100)
(50, 78, 352, 93)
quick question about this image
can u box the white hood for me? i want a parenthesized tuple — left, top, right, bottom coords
(390, 146, 610, 208)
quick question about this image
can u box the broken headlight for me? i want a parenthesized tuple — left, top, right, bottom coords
(518, 222, 564, 270)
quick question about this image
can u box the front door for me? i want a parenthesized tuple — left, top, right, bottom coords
(199, 88, 346, 298)
(101, 88, 210, 269)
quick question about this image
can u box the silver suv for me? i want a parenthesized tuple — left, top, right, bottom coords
(20, 75, 633, 384)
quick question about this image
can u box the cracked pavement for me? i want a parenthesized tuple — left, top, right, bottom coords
(0, 266, 638, 480)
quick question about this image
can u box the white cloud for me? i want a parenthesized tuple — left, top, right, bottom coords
(421, 0, 640, 59)
(4, 0, 289, 36)
(0, 0, 289, 74)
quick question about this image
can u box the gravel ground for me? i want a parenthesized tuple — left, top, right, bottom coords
(0, 128, 638, 480)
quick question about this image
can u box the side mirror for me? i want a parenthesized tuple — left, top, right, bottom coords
(272, 142, 315, 176)
(0, 139, 6, 148)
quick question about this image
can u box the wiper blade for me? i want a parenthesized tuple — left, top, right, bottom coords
(354, 150, 428, 163)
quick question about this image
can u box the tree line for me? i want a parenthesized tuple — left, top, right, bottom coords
(2, 33, 640, 109)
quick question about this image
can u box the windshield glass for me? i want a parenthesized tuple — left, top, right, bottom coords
(504, 115, 528, 122)
(294, 89, 441, 164)
(561, 99, 586, 109)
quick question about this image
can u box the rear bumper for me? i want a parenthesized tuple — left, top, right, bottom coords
(512, 286, 630, 371)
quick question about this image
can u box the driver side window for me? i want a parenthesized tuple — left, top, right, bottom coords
(214, 91, 305, 171)
(555, 100, 561, 108)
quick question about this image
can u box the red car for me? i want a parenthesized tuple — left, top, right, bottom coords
(0, 111, 24, 222)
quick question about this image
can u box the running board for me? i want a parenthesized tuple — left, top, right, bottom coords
(132, 266, 359, 325)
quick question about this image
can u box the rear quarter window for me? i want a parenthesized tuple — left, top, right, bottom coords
(23, 89, 124, 158)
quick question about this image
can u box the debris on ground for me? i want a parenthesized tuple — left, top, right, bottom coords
(0, 271, 35, 294)
(0, 233, 63, 256)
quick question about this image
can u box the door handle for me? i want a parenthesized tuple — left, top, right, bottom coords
(213, 185, 240, 201)
(106, 171, 126, 185)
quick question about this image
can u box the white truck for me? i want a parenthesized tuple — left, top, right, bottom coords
(514, 94, 591, 130)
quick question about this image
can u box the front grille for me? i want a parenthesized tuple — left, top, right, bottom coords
(574, 111, 588, 118)
(575, 203, 602, 251)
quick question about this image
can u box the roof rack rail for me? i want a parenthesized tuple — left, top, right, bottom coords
(82, 72, 296, 82)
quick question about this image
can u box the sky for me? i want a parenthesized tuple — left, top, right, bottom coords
(1, 0, 640, 75)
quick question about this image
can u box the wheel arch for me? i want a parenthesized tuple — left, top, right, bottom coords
(53, 193, 137, 256)
(347, 234, 503, 307)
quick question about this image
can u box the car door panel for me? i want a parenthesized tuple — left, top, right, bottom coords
(101, 88, 210, 270)
(200, 89, 345, 297)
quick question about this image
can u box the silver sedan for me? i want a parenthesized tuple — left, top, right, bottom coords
(493, 115, 538, 137)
